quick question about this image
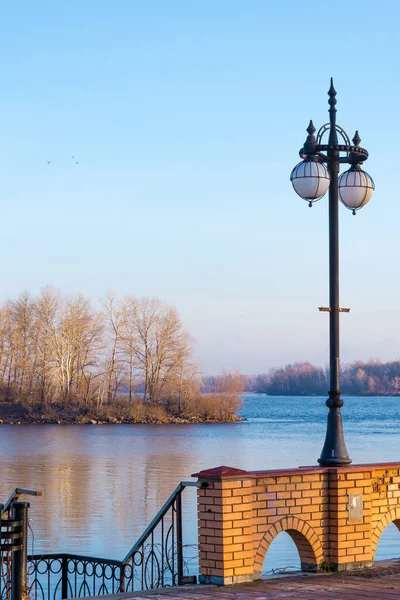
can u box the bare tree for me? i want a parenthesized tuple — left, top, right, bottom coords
(163, 357, 202, 414)
(214, 370, 244, 418)
(0, 301, 15, 402)
(101, 293, 129, 404)
(36, 289, 103, 405)
(131, 297, 193, 404)
(11, 291, 36, 402)
(34, 287, 61, 405)
(121, 296, 137, 403)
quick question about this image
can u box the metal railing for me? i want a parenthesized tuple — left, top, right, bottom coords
(1, 502, 29, 600)
(26, 481, 198, 599)
(28, 554, 124, 600)
(1, 490, 42, 520)
(121, 481, 198, 592)
(0, 489, 42, 600)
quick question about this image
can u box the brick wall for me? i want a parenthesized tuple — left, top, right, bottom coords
(193, 462, 400, 585)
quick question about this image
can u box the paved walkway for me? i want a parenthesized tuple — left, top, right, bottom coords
(76, 561, 400, 599)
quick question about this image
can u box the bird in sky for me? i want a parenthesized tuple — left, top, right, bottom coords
(46, 161, 52, 164)
(75, 161, 79, 164)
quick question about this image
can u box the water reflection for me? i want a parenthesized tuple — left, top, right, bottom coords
(0, 395, 399, 569)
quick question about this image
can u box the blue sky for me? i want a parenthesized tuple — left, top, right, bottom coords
(1, 1, 399, 373)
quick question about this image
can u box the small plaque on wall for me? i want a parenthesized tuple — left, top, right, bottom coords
(348, 493, 363, 521)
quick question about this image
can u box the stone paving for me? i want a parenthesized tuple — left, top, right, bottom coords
(75, 560, 400, 599)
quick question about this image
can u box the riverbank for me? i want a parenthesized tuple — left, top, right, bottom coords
(0, 402, 244, 425)
(0, 414, 245, 425)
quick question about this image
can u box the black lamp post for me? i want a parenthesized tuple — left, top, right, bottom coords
(290, 79, 375, 467)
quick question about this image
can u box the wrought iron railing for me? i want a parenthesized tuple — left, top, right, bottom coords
(26, 481, 198, 599)
(28, 554, 124, 600)
(121, 481, 198, 592)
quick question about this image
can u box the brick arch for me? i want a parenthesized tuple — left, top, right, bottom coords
(371, 507, 400, 558)
(254, 517, 324, 574)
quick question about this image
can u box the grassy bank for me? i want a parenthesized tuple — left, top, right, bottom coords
(0, 398, 244, 425)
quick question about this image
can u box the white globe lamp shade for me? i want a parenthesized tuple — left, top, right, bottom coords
(338, 166, 375, 214)
(290, 158, 330, 204)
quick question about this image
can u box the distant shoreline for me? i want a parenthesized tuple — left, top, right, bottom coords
(243, 392, 400, 397)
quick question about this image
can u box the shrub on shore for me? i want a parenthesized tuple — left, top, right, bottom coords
(0, 372, 244, 424)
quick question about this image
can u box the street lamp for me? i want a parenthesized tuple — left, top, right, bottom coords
(290, 79, 375, 466)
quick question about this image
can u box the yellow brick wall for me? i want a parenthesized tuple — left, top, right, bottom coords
(194, 462, 400, 585)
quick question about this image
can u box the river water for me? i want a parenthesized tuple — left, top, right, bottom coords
(0, 395, 399, 574)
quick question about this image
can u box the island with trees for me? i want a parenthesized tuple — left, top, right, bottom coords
(0, 289, 243, 424)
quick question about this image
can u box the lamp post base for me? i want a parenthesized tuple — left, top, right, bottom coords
(318, 393, 352, 466)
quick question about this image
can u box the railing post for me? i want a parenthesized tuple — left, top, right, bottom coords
(119, 563, 125, 593)
(176, 490, 183, 586)
(11, 502, 29, 600)
(61, 555, 69, 599)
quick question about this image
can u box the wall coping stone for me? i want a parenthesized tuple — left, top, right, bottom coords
(191, 465, 248, 479)
(192, 461, 400, 480)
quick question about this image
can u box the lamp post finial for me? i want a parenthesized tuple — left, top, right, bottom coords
(307, 120, 316, 135)
(353, 130, 361, 146)
(328, 78, 337, 109)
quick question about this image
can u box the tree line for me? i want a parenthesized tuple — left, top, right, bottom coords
(0, 289, 243, 422)
(233, 361, 400, 396)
